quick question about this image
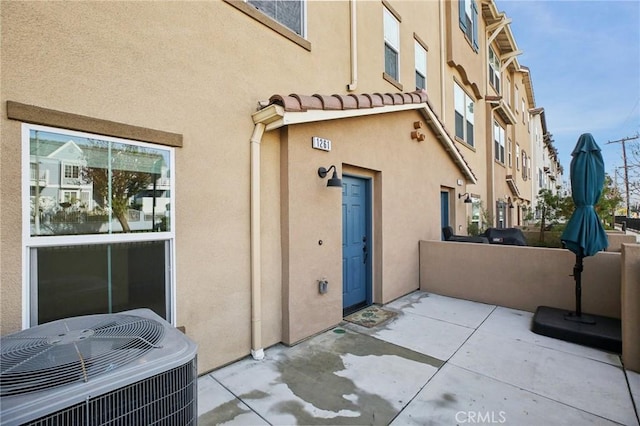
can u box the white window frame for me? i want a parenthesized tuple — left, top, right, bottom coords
(514, 86, 519, 112)
(494, 121, 505, 164)
(21, 123, 177, 328)
(489, 46, 501, 93)
(384, 6, 400, 82)
(507, 139, 512, 168)
(454, 82, 475, 147)
(516, 144, 520, 170)
(414, 39, 427, 90)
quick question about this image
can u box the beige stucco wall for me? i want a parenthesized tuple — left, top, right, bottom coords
(280, 110, 469, 343)
(621, 244, 640, 372)
(0, 0, 355, 372)
(419, 240, 621, 318)
(1, 1, 477, 373)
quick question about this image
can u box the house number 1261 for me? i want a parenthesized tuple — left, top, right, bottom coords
(312, 137, 332, 152)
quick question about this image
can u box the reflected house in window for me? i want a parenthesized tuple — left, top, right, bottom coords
(30, 131, 169, 235)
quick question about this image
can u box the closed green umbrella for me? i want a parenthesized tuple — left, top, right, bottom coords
(560, 133, 608, 319)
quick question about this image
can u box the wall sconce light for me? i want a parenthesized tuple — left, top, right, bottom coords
(508, 201, 515, 209)
(318, 165, 343, 188)
(411, 121, 425, 141)
(458, 192, 472, 203)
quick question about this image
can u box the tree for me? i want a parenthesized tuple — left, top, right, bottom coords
(82, 142, 154, 233)
(560, 174, 622, 230)
(536, 188, 565, 242)
(595, 174, 623, 228)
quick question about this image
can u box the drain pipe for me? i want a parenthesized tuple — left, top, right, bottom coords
(347, 0, 358, 91)
(439, 0, 446, 115)
(250, 122, 265, 360)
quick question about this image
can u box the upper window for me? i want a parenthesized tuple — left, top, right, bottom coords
(494, 121, 505, 164)
(514, 86, 519, 112)
(24, 124, 175, 325)
(459, 0, 479, 52)
(454, 83, 474, 146)
(489, 47, 501, 93)
(507, 138, 512, 168)
(522, 99, 526, 123)
(415, 39, 427, 90)
(247, 0, 305, 36)
(516, 144, 520, 170)
(522, 150, 528, 180)
(454, 82, 475, 147)
(384, 7, 400, 82)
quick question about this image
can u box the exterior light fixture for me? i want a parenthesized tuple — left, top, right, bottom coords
(458, 192, 472, 203)
(318, 165, 342, 188)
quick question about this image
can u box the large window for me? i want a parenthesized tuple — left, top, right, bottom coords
(454, 82, 474, 146)
(494, 121, 505, 164)
(415, 39, 427, 90)
(459, 0, 479, 52)
(23, 124, 175, 325)
(247, 0, 305, 36)
(384, 7, 400, 82)
(489, 47, 501, 93)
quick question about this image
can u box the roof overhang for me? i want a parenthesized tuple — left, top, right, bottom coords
(482, 0, 520, 71)
(486, 96, 517, 125)
(506, 175, 521, 198)
(252, 99, 477, 184)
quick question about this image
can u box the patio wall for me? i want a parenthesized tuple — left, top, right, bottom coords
(621, 244, 640, 372)
(419, 240, 621, 318)
(605, 232, 637, 252)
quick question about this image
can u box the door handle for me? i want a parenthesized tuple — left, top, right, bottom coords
(362, 241, 368, 264)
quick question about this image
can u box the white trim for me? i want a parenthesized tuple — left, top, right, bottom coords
(21, 123, 177, 327)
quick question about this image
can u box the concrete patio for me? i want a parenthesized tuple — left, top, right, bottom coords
(198, 291, 639, 425)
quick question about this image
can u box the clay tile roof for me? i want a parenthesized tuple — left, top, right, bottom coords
(332, 94, 358, 109)
(401, 93, 414, 103)
(389, 93, 405, 104)
(349, 94, 372, 108)
(268, 90, 434, 113)
(291, 94, 323, 110)
(366, 93, 385, 107)
(269, 94, 303, 112)
(312, 94, 342, 110)
(381, 93, 395, 105)
(260, 90, 477, 183)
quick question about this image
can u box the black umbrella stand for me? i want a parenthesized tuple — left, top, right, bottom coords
(532, 251, 621, 352)
(563, 252, 596, 324)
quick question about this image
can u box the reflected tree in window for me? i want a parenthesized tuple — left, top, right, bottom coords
(82, 141, 161, 233)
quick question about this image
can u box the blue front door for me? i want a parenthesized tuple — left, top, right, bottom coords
(342, 176, 370, 312)
(441, 191, 449, 240)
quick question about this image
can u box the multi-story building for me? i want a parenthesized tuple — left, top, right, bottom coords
(1, 0, 561, 373)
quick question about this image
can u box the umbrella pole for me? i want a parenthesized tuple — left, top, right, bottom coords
(574, 254, 583, 317)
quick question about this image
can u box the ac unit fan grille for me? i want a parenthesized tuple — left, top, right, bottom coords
(1, 314, 165, 396)
(24, 358, 197, 426)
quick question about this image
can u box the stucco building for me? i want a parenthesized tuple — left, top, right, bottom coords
(1, 0, 562, 373)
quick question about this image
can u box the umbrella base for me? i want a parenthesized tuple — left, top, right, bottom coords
(531, 306, 621, 353)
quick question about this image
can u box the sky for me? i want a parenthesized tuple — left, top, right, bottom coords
(497, 0, 640, 190)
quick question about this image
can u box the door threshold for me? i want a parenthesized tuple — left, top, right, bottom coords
(343, 301, 369, 317)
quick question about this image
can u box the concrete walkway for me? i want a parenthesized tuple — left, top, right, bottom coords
(198, 291, 640, 425)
